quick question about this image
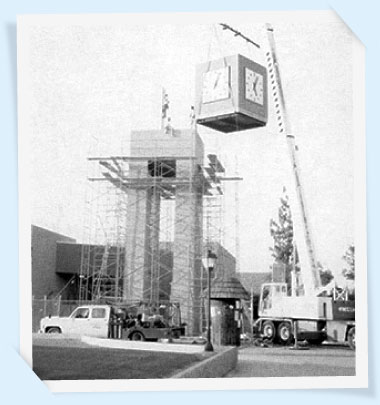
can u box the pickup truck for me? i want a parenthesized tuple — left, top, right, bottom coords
(39, 304, 180, 341)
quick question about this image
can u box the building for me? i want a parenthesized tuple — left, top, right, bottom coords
(32, 227, 236, 300)
(32, 225, 77, 300)
(32, 225, 236, 333)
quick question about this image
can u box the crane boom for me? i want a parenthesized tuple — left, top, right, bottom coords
(220, 24, 355, 348)
(264, 24, 321, 291)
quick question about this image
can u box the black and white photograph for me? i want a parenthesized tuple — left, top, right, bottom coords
(17, 10, 367, 392)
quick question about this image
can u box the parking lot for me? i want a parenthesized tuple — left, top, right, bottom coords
(226, 344, 355, 378)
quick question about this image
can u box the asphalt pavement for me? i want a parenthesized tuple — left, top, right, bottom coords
(226, 344, 355, 377)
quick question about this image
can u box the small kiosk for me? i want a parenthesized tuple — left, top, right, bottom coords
(207, 276, 250, 347)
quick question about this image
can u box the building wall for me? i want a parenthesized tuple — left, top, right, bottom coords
(213, 243, 237, 279)
(56, 242, 82, 274)
(31, 225, 76, 299)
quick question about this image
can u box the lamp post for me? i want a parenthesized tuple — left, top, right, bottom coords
(202, 249, 217, 352)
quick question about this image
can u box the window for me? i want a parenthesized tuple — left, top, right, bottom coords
(262, 286, 272, 310)
(72, 308, 89, 319)
(92, 308, 106, 319)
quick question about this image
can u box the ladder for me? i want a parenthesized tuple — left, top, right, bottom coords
(92, 243, 111, 300)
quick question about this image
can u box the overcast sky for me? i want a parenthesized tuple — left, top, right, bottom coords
(20, 11, 357, 282)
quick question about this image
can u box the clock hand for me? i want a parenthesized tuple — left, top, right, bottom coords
(252, 77, 258, 95)
(213, 72, 221, 89)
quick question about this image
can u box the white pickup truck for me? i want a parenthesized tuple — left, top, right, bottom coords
(39, 304, 181, 341)
(39, 305, 112, 338)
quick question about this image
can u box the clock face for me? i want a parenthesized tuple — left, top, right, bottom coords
(202, 67, 230, 103)
(245, 68, 264, 105)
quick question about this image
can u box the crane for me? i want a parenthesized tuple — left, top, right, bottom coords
(220, 22, 321, 295)
(264, 23, 321, 294)
(220, 23, 355, 348)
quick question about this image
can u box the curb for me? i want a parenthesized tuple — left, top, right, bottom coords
(81, 336, 205, 354)
(171, 347, 238, 378)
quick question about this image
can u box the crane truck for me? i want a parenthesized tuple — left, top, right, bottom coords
(250, 24, 355, 349)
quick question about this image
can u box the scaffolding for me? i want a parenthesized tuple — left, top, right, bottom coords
(78, 128, 239, 335)
(203, 154, 225, 249)
(79, 157, 128, 301)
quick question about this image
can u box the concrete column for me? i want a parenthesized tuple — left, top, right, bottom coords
(123, 185, 148, 301)
(143, 186, 161, 302)
(123, 164, 162, 303)
(172, 161, 203, 336)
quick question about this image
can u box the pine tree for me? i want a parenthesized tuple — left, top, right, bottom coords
(342, 245, 355, 280)
(270, 189, 333, 289)
(317, 262, 334, 286)
(269, 190, 295, 287)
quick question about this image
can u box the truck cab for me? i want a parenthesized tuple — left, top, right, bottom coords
(259, 283, 288, 315)
(39, 305, 111, 338)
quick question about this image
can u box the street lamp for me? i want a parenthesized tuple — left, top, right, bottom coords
(202, 249, 217, 352)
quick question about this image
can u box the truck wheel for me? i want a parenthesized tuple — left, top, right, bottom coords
(47, 327, 61, 334)
(277, 322, 293, 344)
(131, 332, 145, 341)
(262, 321, 276, 342)
(347, 327, 355, 350)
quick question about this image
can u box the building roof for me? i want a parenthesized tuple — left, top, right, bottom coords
(207, 276, 250, 300)
(236, 272, 272, 296)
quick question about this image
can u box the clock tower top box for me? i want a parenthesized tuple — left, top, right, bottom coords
(195, 54, 268, 133)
